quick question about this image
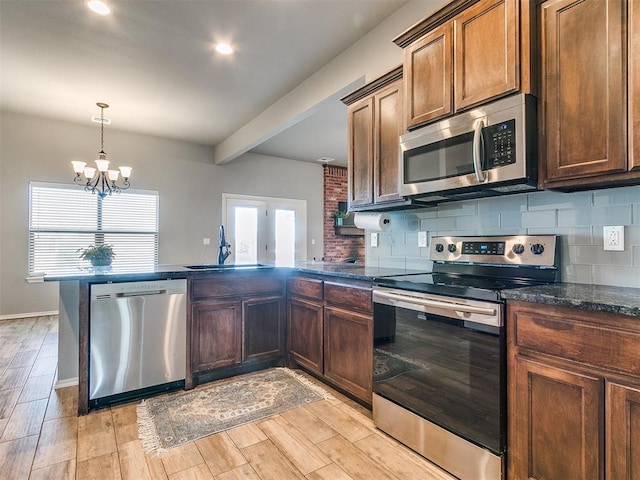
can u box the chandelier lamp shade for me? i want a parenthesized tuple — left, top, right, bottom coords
(72, 102, 131, 198)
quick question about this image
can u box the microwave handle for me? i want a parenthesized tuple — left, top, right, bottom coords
(473, 120, 486, 182)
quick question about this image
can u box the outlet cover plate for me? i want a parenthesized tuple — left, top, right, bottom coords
(603, 226, 624, 251)
(371, 232, 379, 247)
(418, 231, 428, 248)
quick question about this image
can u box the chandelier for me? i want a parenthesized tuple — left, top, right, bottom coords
(71, 102, 132, 198)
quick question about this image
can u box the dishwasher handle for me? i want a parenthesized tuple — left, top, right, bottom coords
(115, 289, 167, 297)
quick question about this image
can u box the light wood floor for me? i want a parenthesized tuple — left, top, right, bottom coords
(0, 315, 457, 480)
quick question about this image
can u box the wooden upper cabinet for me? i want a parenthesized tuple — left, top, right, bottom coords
(343, 67, 403, 209)
(631, 0, 640, 171)
(454, 0, 518, 110)
(404, 23, 452, 128)
(347, 97, 374, 207)
(374, 80, 403, 204)
(541, 0, 627, 185)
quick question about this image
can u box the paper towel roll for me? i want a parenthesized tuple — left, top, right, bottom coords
(353, 212, 391, 231)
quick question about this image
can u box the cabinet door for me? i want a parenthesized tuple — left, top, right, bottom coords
(510, 356, 603, 480)
(191, 300, 242, 372)
(243, 295, 284, 363)
(404, 23, 452, 128)
(454, 0, 518, 110)
(541, 0, 626, 182)
(631, 0, 640, 171)
(607, 382, 640, 480)
(347, 97, 374, 207)
(374, 79, 403, 204)
(287, 297, 323, 374)
(324, 306, 372, 402)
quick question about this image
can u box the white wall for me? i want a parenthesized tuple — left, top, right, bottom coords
(0, 111, 323, 316)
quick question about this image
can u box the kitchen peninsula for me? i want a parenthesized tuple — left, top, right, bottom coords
(46, 262, 418, 415)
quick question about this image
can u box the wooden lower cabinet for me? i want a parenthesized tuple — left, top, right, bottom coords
(192, 300, 242, 372)
(243, 295, 285, 363)
(508, 300, 640, 479)
(324, 306, 372, 401)
(287, 297, 323, 374)
(511, 355, 603, 479)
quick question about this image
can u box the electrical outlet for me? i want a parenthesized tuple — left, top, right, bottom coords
(203, 237, 210, 245)
(418, 231, 428, 248)
(371, 232, 379, 247)
(603, 226, 624, 251)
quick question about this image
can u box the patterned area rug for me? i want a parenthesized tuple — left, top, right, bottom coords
(373, 348, 424, 382)
(137, 367, 332, 454)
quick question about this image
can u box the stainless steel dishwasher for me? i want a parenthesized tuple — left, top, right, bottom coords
(89, 279, 187, 408)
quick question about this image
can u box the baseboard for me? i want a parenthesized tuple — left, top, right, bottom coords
(55, 377, 78, 389)
(0, 310, 59, 320)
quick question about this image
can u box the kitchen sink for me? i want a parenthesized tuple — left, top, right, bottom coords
(183, 263, 269, 270)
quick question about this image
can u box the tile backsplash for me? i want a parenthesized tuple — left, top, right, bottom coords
(365, 185, 640, 288)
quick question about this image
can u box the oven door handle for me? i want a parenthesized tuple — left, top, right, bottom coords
(374, 290, 497, 317)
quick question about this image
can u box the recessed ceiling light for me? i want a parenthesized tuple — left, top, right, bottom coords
(87, 1, 111, 15)
(215, 43, 234, 55)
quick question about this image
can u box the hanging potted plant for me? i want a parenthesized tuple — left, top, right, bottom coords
(78, 244, 115, 268)
(333, 210, 347, 226)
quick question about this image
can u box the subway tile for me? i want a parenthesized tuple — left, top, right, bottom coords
(527, 190, 593, 210)
(566, 245, 632, 267)
(420, 216, 456, 231)
(404, 257, 432, 272)
(391, 240, 421, 258)
(561, 264, 593, 284)
(591, 265, 640, 288)
(521, 210, 557, 228)
(500, 212, 523, 229)
(633, 246, 640, 267)
(454, 214, 500, 231)
(378, 257, 406, 269)
(527, 227, 592, 246)
(633, 204, 640, 224)
(558, 206, 632, 227)
(477, 193, 528, 214)
(413, 208, 438, 219)
(436, 201, 477, 218)
(592, 185, 640, 206)
(391, 214, 420, 232)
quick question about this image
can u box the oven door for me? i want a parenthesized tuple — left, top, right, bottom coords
(372, 287, 505, 479)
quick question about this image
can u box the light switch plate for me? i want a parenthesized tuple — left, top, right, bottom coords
(371, 232, 379, 247)
(203, 237, 211, 245)
(603, 226, 624, 251)
(418, 231, 428, 248)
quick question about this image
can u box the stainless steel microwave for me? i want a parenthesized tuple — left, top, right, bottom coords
(400, 93, 538, 203)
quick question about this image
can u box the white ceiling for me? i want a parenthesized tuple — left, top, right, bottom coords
(0, 0, 409, 166)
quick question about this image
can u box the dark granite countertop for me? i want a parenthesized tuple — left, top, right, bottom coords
(502, 283, 640, 318)
(43, 262, 427, 283)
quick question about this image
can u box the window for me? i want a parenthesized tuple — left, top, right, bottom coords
(222, 194, 307, 267)
(29, 182, 158, 275)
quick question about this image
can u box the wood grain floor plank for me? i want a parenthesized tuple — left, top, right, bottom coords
(112, 403, 139, 445)
(37, 342, 58, 359)
(257, 416, 331, 475)
(226, 422, 268, 449)
(280, 405, 338, 444)
(241, 439, 306, 480)
(334, 400, 376, 430)
(306, 462, 355, 480)
(33, 416, 78, 470)
(45, 385, 78, 420)
(118, 439, 168, 480)
(316, 435, 399, 480)
(0, 366, 31, 390)
(195, 431, 246, 476)
(304, 400, 372, 443)
(167, 463, 215, 480)
(77, 409, 118, 462)
(7, 348, 38, 368)
(354, 433, 456, 480)
(29, 459, 76, 480)
(0, 434, 38, 480)
(43, 331, 58, 345)
(0, 397, 47, 441)
(214, 463, 262, 480)
(161, 442, 205, 476)
(29, 356, 58, 377)
(0, 387, 21, 418)
(77, 451, 122, 480)
(17, 372, 55, 403)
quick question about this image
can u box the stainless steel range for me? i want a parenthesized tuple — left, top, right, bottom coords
(372, 235, 559, 480)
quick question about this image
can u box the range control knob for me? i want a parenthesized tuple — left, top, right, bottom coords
(512, 243, 525, 255)
(448, 244, 457, 253)
(531, 243, 545, 255)
(435, 243, 444, 253)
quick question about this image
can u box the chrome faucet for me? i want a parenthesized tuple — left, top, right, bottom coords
(218, 225, 231, 265)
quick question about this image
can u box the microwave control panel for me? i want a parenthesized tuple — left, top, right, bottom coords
(485, 119, 515, 168)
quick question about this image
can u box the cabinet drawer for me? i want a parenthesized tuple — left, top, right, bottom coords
(191, 275, 284, 300)
(513, 307, 640, 376)
(324, 281, 372, 314)
(288, 276, 323, 301)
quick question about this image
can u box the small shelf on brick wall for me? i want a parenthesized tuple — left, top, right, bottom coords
(334, 225, 364, 236)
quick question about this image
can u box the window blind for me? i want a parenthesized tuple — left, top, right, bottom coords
(29, 182, 158, 275)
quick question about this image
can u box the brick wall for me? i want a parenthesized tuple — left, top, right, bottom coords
(323, 165, 365, 262)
